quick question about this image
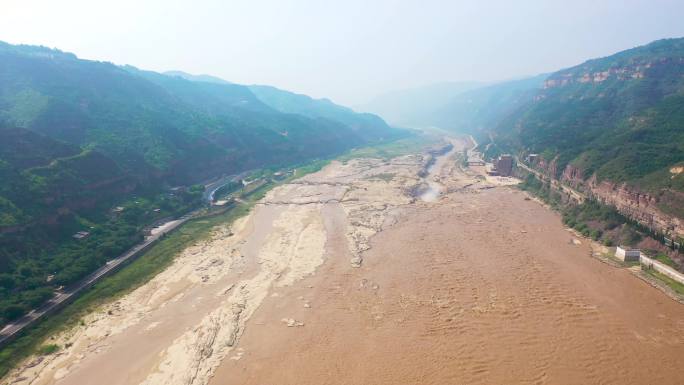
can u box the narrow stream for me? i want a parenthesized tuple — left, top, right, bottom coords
(420, 143, 455, 202)
(420, 161, 443, 202)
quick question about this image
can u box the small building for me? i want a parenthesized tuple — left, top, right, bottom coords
(615, 246, 641, 262)
(526, 154, 539, 163)
(485, 163, 499, 176)
(169, 186, 187, 196)
(496, 154, 513, 177)
(72, 231, 90, 240)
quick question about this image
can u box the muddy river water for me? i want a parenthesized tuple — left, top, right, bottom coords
(5, 137, 684, 385)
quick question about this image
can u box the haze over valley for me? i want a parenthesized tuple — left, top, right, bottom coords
(1, 1, 684, 384)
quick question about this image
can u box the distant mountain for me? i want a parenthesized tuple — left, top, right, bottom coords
(248, 85, 391, 141)
(486, 38, 684, 185)
(0, 41, 403, 323)
(359, 81, 484, 127)
(457, 38, 684, 239)
(0, 41, 399, 190)
(163, 70, 233, 85)
(161, 72, 397, 142)
(428, 75, 546, 133)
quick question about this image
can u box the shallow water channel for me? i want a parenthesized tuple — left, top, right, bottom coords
(420, 145, 454, 202)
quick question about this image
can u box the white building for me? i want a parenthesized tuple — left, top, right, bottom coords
(615, 246, 641, 262)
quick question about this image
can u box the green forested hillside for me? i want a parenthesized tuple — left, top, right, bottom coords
(572, 94, 684, 186)
(380, 39, 684, 196)
(0, 41, 401, 325)
(247, 85, 391, 141)
(429, 75, 546, 133)
(0, 41, 399, 222)
(0, 127, 127, 227)
(383, 38, 684, 219)
(486, 38, 684, 192)
(0, 42, 398, 183)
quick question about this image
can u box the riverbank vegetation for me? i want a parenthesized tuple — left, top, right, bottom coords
(0, 40, 405, 333)
(0, 186, 204, 326)
(518, 172, 682, 266)
(0, 134, 428, 379)
(337, 132, 437, 162)
(0, 203, 249, 378)
(519, 173, 640, 247)
(645, 269, 684, 296)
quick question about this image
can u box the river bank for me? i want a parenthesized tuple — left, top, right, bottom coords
(5, 135, 684, 385)
(1, 136, 436, 385)
(210, 138, 684, 385)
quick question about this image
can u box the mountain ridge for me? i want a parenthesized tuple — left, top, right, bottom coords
(467, 38, 684, 241)
(0, 41, 404, 324)
(359, 81, 485, 127)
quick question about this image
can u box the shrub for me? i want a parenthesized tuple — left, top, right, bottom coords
(37, 344, 59, 355)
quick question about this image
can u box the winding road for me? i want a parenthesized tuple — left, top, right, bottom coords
(0, 213, 195, 348)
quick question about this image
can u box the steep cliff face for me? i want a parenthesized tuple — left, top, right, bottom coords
(535, 156, 559, 179)
(585, 175, 683, 239)
(542, 57, 684, 89)
(528, 154, 684, 240)
(561, 164, 585, 188)
(492, 38, 684, 185)
(500, 39, 684, 242)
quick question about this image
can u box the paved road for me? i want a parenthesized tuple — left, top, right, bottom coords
(0, 213, 195, 347)
(0, 167, 256, 347)
(203, 170, 253, 203)
(516, 160, 586, 203)
(0, 162, 267, 348)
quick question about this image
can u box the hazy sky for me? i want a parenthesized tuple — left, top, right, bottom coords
(2, 0, 683, 105)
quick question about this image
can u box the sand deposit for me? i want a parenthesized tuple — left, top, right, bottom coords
(4, 146, 430, 385)
(6, 137, 684, 385)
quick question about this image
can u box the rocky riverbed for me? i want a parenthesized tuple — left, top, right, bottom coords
(6, 136, 684, 385)
(4, 144, 436, 385)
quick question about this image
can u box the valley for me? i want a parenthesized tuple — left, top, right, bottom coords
(0, 15, 683, 385)
(0, 41, 405, 330)
(4, 137, 684, 385)
(363, 38, 684, 269)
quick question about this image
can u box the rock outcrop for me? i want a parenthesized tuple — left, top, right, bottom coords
(585, 176, 683, 240)
(520, 152, 684, 239)
(527, 155, 683, 241)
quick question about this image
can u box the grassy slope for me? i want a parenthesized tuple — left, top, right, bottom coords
(645, 269, 684, 296)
